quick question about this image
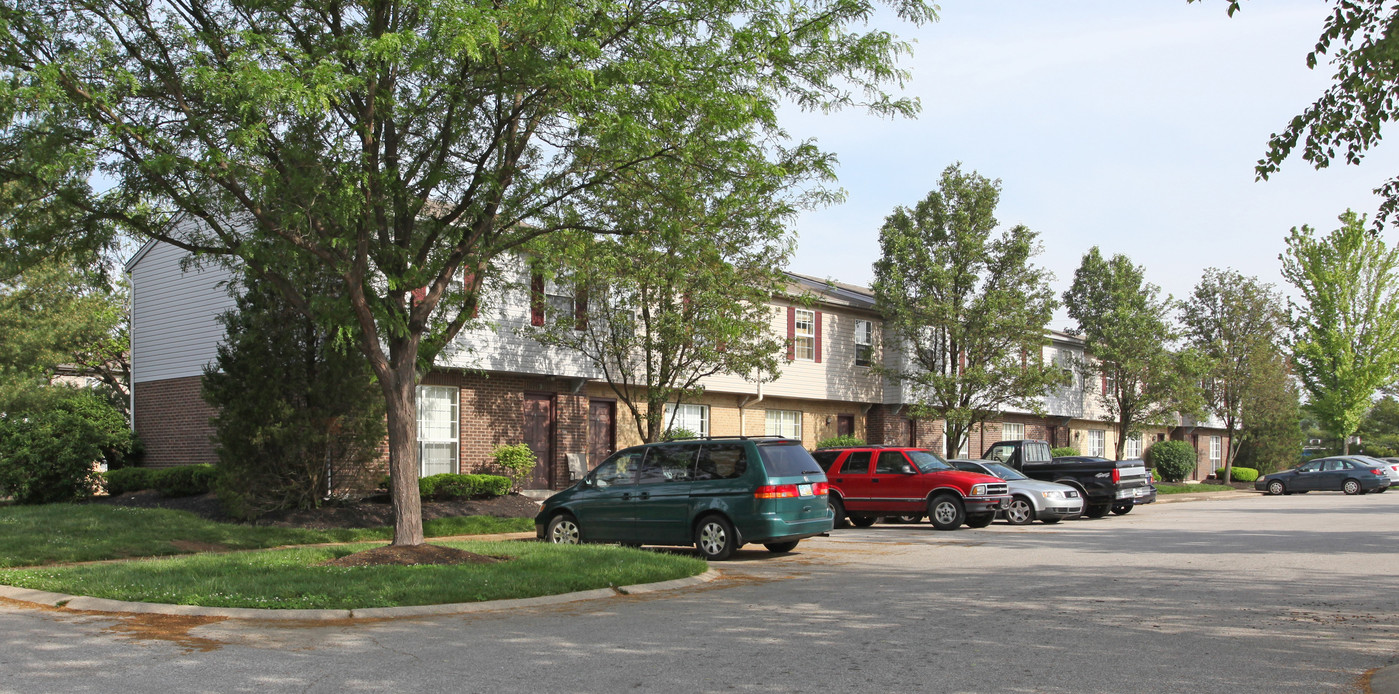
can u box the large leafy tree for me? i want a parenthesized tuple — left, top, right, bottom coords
(872, 163, 1065, 457)
(528, 151, 801, 443)
(1063, 247, 1203, 460)
(0, 0, 935, 545)
(1281, 210, 1399, 454)
(1234, 345, 1302, 475)
(1194, 1, 1399, 225)
(1180, 268, 1287, 482)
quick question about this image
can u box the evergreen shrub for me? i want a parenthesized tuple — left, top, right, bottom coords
(0, 387, 133, 504)
(1215, 466, 1259, 482)
(154, 464, 217, 497)
(1051, 447, 1080, 458)
(1146, 440, 1196, 482)
(104, 467, 157, 496)
(492, 444, 537, 491)
(816, 435, 865, 449)
(418, 473, 511, 500)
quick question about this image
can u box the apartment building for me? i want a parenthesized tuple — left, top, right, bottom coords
(126, 240, 1230, 489)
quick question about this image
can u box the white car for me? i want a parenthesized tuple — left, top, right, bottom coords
(1357, 456, 1399, 489)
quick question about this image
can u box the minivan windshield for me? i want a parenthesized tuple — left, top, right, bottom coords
(757, 442, 823, 476)
(908, 450, 951, 472)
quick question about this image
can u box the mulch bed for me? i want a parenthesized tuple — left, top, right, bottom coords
(85, 490, 541, 529)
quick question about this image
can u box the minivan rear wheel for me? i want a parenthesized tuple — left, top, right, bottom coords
(545, 513, 582, 545)
(695, 515, 737, 561)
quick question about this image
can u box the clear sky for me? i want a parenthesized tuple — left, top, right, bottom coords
(783, 0, 1399, 330)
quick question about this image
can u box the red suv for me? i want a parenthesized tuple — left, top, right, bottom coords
(811, 446, 1011, 530)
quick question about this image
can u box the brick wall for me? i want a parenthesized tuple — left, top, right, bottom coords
(133, 376, 218, 467)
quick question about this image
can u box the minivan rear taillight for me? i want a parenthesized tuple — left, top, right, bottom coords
(755, 485, 800, 499)
(812, 482, 829, 496)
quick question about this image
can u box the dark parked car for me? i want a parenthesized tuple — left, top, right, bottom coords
(536, 437, 834, 560)
(1255, 457, 1392, 496)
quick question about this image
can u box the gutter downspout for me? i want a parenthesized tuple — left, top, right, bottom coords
(737, 382, 765, 437)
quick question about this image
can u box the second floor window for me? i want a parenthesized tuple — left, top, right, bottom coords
(854, 319, 873, 366)
(794, 309, 815, 361)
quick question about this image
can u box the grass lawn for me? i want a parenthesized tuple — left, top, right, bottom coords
(0, 504, 534, 568)
(0, 540, 708, 609)
(1156, 483, 1236, 494)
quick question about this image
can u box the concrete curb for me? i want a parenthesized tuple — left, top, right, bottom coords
(0, 569, 722, 621)
(1153, 490, 1259, 504)
(1370, 663, 1399, 694)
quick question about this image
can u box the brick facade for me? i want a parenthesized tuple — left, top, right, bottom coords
(132, 376, 218, 467)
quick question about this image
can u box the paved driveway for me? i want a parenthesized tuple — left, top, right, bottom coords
(2, 492, 1397, 693)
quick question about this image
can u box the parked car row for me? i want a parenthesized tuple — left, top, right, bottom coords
(1255, 455, 1395, 495)
(535, 437, 1160, 560)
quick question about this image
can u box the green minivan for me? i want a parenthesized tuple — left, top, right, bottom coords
(534, 437, 834, 560)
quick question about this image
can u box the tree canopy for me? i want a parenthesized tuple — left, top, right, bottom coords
(1063, 247, 1202, 460)
(1180, 268, 1287, 481)
(0, 0, 936, 544)
(1281, 210, 1399, 453)
(872, 163, 1064, 457)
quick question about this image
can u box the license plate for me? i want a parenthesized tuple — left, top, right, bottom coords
(1136, 488, 1149, 497)
(798, 484, 813, 497)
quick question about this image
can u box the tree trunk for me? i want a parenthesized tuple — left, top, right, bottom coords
(380, 352, 425, 546)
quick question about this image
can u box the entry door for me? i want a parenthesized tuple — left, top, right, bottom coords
(588, 400, 616, 468)
(837, 415, 854, 438)
(523, 394, 555, 489)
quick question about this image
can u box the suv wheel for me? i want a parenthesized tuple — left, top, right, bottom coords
(1112, 504, 1133, 515)
(1084, 504, 1110, 518)
(964, 513, 994, 528)
(1004, 498, 1035, 525)
(829, 496, 849, 529)
(695, 515, 737, 561)
(545, 513, 582, 545)
(849, 515, 877, 528)
(927, 495, 965, 531)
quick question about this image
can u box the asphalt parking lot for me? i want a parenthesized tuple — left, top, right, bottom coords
(1, 490, 1397, 693)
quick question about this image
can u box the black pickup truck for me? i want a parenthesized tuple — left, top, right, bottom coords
(981, 439, 1156, 518)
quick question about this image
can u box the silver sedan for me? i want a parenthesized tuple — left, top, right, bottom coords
(950, 459, 1084, 525)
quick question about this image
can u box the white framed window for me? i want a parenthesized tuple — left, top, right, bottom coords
(665, 403, 709, 437)
(854, 319, 874, 366)
(1125, 432, 1143, 459)
(794, 309, 815, 361)
(1087, 429, 1105, 458)
(1003, 422, 1025, 441)
(416, 386, 459, 477)
(955, 436, 969, 458)
(766, 409, 802, 439)
(1210, 436, 1222, 463)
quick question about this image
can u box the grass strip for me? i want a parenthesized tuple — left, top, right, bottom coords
(1156, 483, 1236, 494)
(0, 541, 707, 609)
(0, 505, 534, 568)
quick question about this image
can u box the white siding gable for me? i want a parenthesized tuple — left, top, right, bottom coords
(128, 241, 237, 383)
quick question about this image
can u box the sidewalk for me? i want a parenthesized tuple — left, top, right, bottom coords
(1152, 489, 1259, 504)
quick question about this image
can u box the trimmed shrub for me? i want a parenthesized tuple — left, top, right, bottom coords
(154, 464, 217, 497)
(104, 467, 157, 496)
(1051, 447, 1080, 458)
(0, 387, 134, 504)
(1146, 440, 1196, 482)
(663, 427, 699, 441)
(1215, 466, 1259, 482)
(418, 473, 511, 500)
(816, 435, 865, 450)
(491, 444, 537, 491)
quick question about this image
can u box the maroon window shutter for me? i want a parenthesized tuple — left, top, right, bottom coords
(530, 272, 545, 326)
(574, 286, 588, 331)
(814, 311, 823, 363)
(786, 306, 796, 360)
(1101, 374, 1108, 395)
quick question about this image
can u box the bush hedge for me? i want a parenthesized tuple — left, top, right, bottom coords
(104, 467, 157, 496)
(1051, 447, 1080, 458)
(816, 435, 865, 449)
(418, 473, 511, 500)
(1214, 466, 1259, 482)
(102, 464, 216, 498)
(491, 444, 537, 491)
(1146, 440, 1196, 482)
(0, 388, 134, 504)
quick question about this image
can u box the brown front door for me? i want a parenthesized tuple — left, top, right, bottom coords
(523, 394, 555, 489)
(588, 400, 615, 468)
(837, 415, 854, 438)
(906, 418, 917, 447)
